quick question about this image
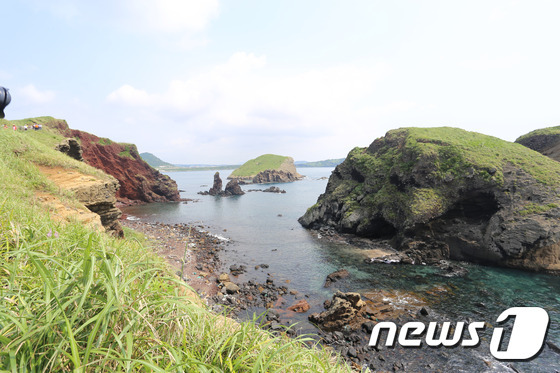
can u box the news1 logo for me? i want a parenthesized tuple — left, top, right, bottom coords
(368, 307, 550, 360)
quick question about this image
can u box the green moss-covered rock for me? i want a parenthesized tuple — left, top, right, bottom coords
(299, 127, 560, 273)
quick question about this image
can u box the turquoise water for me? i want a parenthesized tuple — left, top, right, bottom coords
(123, 168, 560, 371)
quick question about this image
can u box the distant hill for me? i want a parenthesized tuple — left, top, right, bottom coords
(140, 152, 174, 168)
(295, 158, 345, 167)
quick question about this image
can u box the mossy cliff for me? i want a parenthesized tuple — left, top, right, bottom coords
(299, 127, 560, 273)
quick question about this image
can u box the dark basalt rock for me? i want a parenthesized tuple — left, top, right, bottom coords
(199, 172, 245, 196)
(55, 138, 84, 162)
(300, 127, 560, 273)
(224, 179, 245, 196)
(252, 170, 301, 184)
(262, 186, 286, 193)
(208, 172, 223, 195)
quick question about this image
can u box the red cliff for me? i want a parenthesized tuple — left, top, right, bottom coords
(48, 118, 181, 204)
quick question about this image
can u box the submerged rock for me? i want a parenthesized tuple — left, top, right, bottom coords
(299, 127, 560, 273)
(324, 269, 350, 287)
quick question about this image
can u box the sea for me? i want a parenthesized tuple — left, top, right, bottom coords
(122, 168, 560, 372)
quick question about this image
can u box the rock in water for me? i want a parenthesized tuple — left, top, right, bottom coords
(224, 179, 245, 196)
(324, 269, 350, 287)
(299, 127, 560, 273)
(200, 173, 245, 196)
(208, 172, 223, 195)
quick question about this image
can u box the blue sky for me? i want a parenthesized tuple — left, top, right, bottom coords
(3, 0, 560, 164)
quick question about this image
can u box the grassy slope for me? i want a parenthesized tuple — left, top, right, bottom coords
(229, 154, 291, 178)
(0, 128, 351, 372)
(515, 125, 560, 142)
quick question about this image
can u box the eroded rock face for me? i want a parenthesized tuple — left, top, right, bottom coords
(55, 138, 83, 162)
(300, 127, 560, 273)
(38, 166, 123, 237)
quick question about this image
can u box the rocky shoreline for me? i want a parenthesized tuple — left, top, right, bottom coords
(119, 217, 537, 372)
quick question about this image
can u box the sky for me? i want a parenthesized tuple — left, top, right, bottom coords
(2, 0, 560, 164)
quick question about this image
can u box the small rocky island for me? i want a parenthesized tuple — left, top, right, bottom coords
(199, 172, 245, 196)
(299, 127, 560, 273)
(227, 154, 303, 184)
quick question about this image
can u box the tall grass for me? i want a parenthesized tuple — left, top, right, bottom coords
(0, 127, 352, 372)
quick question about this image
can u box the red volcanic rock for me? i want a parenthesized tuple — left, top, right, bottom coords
(287, 299, 310, 313)
(48, 119, 180, 204)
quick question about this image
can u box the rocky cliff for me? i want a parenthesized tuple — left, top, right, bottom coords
(299, 127, 560, 273)
(46, 118, 181, 204)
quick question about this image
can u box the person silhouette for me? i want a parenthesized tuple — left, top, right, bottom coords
(0, 86, 11, 119)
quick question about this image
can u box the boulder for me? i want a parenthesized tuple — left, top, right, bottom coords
(287, 299, 310, 313)
(308, 291, 365, 331)
(299, 127, 560, 273)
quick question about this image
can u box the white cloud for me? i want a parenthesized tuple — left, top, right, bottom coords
(18, 84, 56, 104)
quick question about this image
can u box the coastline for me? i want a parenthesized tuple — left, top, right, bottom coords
(120, 216, 536, 372)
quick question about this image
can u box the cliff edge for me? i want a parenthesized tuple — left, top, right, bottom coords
(299, 127, 560, 273)
(44, 117, 181, 204)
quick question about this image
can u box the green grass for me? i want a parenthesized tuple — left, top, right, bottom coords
(118, 144, 137, 160)
(518, 202, 559, 216)
(230, 154, 291, 178)
(515, 125, 560, 143)
(97, 137, 113, 146)
(0, 128, 352, 372)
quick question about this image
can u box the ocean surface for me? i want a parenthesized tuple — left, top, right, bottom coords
(122, 168, 560, 372)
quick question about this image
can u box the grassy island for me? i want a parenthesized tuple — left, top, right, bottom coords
(229, 154, 295, 179)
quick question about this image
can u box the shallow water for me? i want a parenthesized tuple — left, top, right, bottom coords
(123, 168, 560, 371)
